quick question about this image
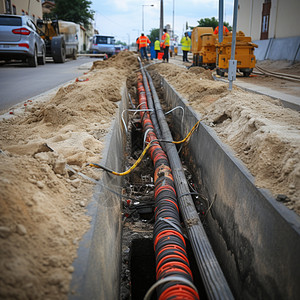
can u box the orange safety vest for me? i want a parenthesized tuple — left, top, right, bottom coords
(162, 32, 170, 47)
(214, 26, 229, 35)
(138, 36, 150, 49)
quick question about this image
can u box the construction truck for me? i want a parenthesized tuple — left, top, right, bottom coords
(191, 27, 258, 76)
(191, 27, 214, 69)
(216, 31, 258, 77)
(36, 19, 78, 63)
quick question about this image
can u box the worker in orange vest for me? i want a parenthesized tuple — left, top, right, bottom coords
(137, 33, 151, 61)
(161, 28, 170, 63)
(213, 25, 229, 35)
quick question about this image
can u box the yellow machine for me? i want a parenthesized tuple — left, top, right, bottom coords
(191, 27, 258, 76)
(37, 20, 78, 63)
(191, 27, 213, 66)
(216, 31, 258, 77)
(199, 33, 217, 69)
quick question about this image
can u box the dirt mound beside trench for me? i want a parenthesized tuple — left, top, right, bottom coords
(150, 63, 300, 215)
(0, 52, 139, 299)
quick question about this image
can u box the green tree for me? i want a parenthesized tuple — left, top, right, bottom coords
(148, 28, 159, 43)
(191, 17, 232, 31)
(52, 0, 94, 28)
(115, 40, 127, 46)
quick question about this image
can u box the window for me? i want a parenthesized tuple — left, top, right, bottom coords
(12, 5, 16, 15)
(5, 0, 12, 14)
(0, 16, 22, 26)
(262, 15, 269, 32)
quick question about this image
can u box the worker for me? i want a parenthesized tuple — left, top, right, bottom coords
(213, 25, 229, 35)
(154, 37, 160, 59)
(137, 33, 151, 61)
(161, 28, 170, 63)
(136, 37, 139, 52)
(180, 32, 191, 62)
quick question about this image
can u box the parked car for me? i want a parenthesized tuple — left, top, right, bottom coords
(89, 35, 115, 57)
(115, 44, 126, 54)
(0, 14, 46, 67)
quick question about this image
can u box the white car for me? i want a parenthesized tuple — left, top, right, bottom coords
(0, 14, 46, 67)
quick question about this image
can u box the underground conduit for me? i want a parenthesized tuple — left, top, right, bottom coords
(137, 72, 199, 300)
(142, 66, 234, 300)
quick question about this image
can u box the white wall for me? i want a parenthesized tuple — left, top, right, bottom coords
(237, 0, 300, 40)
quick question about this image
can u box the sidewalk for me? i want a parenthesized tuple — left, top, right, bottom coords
(233, 80, 300, 111)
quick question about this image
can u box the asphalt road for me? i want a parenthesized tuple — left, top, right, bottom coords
(0, 57, 100, 112)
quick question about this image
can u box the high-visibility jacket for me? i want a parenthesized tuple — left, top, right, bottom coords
(154, 40, 160, 50)
(213, 26, 229, 35)
(138, 35, 150, 49)
(162, 32, 170, 47)
(180, 36, 191, 51)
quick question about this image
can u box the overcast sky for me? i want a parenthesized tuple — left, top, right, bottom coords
(91, 0, 234, 44)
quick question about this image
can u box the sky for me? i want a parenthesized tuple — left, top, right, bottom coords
(91, 0, 234, 45)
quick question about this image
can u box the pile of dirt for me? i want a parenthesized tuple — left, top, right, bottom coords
(0, 52, 139, 299)
(150, 62, 300, 215)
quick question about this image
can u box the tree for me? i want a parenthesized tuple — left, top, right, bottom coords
(115, 40, 127, 46)
(148, 28, 159, 43)
(191, 17, 232, 31)
(52, 0, 94, 28)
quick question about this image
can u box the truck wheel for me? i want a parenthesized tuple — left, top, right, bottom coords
(216, 68, 225, 77)
(243, 71, 251, 77)
(38, 46, 46, 65)
(72, 49, 77, 60)
(28, 46, 38, 67)
(51, 36, 66, 63)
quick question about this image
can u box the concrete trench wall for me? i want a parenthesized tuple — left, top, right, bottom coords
(161, 77, 300, 300)
(69, 85, 128, 300)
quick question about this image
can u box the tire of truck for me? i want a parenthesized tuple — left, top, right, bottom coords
(243, 71, 251, 77)
(28, 45, 38, 67)
(37, 46, 46, 65)
(216, 68, 225, 77)
(51, 36, 66, 63)
(72, 48, 77, 60)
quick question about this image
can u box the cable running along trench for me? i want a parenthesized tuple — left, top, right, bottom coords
(143, 65, 234, 299)
(136, 72, 199, 299)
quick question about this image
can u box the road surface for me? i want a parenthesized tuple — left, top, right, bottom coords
(0, 57, 100, 112)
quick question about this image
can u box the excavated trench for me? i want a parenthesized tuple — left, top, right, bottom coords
(119, 104, 207, 300)
(69, 66, 300, 300)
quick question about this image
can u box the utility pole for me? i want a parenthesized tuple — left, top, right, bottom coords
(228, 0, 238, 91)
(159, 0, 164, 41)
(172, 0, 175, 39)
(218, 0, 224, 43)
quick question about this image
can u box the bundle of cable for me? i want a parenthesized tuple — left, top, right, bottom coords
(137, 73, 199, 300)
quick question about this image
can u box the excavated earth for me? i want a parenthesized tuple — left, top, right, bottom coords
(0, 51, 299, 299)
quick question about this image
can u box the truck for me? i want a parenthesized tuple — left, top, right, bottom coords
(36, 19, 78, 63)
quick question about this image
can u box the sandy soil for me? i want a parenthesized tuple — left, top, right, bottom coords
(0, 51, 299, 299)
(149, 61, 300, 215)
(0, 51, 139, 299)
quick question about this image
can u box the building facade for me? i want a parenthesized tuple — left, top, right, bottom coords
(237, 0, 300, 40)
(0, 0, 42, 21)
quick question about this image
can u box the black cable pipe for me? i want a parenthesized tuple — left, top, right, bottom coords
(145, 69, 234, 300)
(137, 72, 199, 300)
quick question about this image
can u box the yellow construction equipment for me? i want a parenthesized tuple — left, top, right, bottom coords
(216, 31, 258, 77)
(191, 27, 213, 67)
(191, 27, 258, 77)
(37, 19, 78, 63)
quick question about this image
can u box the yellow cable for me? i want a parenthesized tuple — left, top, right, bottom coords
(89, 118, 203, 176)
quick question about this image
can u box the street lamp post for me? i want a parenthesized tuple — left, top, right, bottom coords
(142, 4, 154, 32)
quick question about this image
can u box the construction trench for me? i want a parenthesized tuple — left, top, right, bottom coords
(66, 59, 300, 300)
